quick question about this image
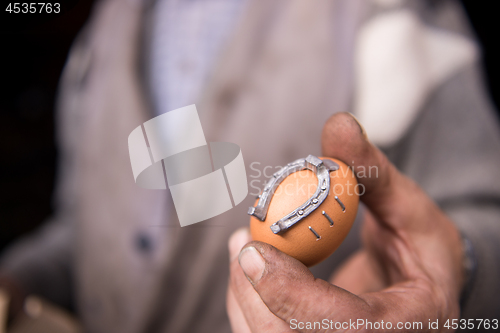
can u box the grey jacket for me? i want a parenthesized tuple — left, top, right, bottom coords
(1, 0, 499, 332)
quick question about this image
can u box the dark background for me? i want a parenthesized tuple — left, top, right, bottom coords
(0, 0, 499, 252)
(0, 0, 95, 251)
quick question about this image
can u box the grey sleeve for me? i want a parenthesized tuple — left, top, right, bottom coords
(385, 62, 500, 319)
(0, 215, 74, 309)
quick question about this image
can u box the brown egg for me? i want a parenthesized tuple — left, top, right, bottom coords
(249, 156, 359, 267)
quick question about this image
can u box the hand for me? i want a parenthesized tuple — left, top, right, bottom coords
(227, 113, 465, 332)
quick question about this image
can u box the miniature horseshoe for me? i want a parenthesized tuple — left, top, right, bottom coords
(248, 155, 340, 234)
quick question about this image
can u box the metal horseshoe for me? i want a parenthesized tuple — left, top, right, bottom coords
(248, 155, 339, 234)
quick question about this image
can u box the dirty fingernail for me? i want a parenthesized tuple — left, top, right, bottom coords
(239, 246, 265, 284)
(347, 112, 368, 139)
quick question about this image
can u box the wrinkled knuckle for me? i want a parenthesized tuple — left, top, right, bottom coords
(267, 283, 302, 321)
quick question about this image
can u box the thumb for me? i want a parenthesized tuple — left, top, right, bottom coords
(238, 241, 370, 325)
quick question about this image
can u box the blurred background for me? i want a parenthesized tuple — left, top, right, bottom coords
(0, 0, 499, 252)
(0, 0, 95, 251)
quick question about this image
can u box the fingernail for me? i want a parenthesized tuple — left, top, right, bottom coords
(239, 247, 265, 284)
(347, 112, 368, 140)
(229, 228, 251, 262)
